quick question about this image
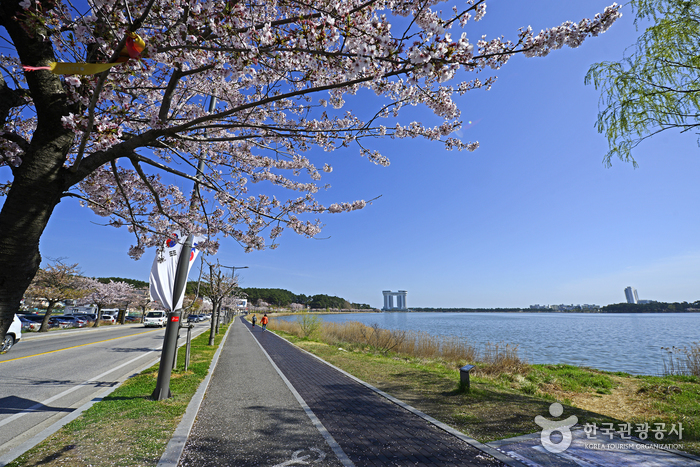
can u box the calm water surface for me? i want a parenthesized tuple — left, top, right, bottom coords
(277, 312, 700, 375)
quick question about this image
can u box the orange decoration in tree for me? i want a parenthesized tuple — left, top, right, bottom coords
(23, 32, 146, 75)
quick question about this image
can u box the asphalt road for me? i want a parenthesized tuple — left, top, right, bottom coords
(0, 321, 210, 459)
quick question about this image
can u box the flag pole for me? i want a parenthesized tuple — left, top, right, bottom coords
(151, 95, 215, 400)
(151, 234, 193, 400)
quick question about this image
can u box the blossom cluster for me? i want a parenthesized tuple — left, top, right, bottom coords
(1, 0, 621, 258)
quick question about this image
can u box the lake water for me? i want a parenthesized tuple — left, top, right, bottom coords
(275, 312, 700, 375)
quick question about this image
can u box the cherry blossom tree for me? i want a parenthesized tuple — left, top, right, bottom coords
(79, 278, 135, 326)
(0, 0, 622, 340)
(199, 260, 239, 345)
(24, 258, 88, 331)
(130, 288, 152, 323)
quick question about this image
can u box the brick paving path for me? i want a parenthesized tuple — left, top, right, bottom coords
(248, 318, 507, 467)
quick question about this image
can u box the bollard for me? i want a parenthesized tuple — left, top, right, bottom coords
(184, 324, 194, 371)
(460, 364, 475, 391)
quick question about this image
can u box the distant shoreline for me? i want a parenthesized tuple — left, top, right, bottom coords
(408, 309, 700, 313)
(270, 308, 700, 314)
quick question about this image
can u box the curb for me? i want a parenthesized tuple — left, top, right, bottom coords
(156, 322, 233, 467)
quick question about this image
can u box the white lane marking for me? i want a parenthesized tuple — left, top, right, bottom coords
(272, 448, 326, 466)
(249, 324, 354, 467)
(0, 348, 159, 428)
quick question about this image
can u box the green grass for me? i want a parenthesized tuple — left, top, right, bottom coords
(6, 324, 229, 467)
(634, 374, 700, 442)
(528, 364, 616, 394)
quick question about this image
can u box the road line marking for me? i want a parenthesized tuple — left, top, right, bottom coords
(248, 322, 355, 467)
(0, 329, 160, 363)
(0, 348, 160, 429)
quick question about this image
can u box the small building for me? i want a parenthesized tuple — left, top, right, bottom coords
(64, 305, 97, 315)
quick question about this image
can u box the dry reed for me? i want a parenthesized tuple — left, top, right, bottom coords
(662, 343, 700, 377)
(267, 317, 526, 372)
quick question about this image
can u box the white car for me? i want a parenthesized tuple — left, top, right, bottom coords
(143, 311, 167, 327)
(2, 315, 22, 352)
(101, 314, 116, 324)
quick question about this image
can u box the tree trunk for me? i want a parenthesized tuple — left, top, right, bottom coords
(0, 0, 79, 343)
(0, 152, 70, 340)
(39, 300, 59, 332)
(208, 300, 219, 346)
(93, 306, 103, 327)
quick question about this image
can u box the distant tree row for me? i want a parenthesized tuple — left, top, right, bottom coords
(412, 307, 525, 313)
(601, 301, 700, 313)
(97, 277, 149, 289)
(239, 288, 371, 309)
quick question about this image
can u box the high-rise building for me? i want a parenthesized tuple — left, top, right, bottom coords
(624, 286, 639, 304)
(382, 290, 408, 310)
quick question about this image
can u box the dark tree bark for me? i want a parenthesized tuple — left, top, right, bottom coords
(0, 0, 79, 338)
(93, 306, 103, 327)
(208, 300, 220, 346)
(39, 300, 60, 332)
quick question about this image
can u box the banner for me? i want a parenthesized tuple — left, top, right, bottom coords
(149, 232, 204, 311)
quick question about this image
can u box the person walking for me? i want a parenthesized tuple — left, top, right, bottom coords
(251, 314, 256, 329)
(261, 314, 269, 332)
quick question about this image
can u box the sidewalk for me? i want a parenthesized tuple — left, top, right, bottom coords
(175, 317, 516, 467)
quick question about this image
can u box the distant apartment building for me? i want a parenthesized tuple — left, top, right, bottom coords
(624, 286, 639, 304)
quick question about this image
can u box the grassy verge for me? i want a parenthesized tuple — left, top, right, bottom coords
(6, 323, 229, 467)
(263, 315, 699, 455)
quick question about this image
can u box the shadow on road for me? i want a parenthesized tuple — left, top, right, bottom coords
(0, 396, 74, 415)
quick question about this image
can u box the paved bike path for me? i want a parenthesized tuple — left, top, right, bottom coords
(177, 317, 344, 467)
(244, 317, 513, 467)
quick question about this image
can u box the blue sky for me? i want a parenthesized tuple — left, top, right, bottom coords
(20, 1, 700, 308)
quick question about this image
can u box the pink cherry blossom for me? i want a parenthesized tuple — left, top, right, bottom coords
(0, 0, 621, 261)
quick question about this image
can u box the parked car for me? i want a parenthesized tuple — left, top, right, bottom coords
(66, 316, 88, 327)
(187, 314, 199, 323)
(125, 315, 141, 323)
(18, 315, 41, 331)
(2, 315, 22, 352)
(48, 315, 87, 328)
(101, 314, 116, 324)
(73, 313, 97, 324)
(48, 315, 73, 328)
(144, 311, 167, 327)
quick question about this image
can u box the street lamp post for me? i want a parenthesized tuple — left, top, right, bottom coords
(221, 265, 248, 276)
